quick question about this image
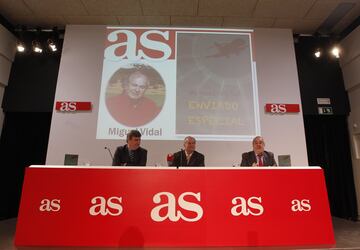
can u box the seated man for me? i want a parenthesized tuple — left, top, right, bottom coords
(112, 130, 147, 166)
(241, 136, 277, 167)
(170, 136, 205, 167)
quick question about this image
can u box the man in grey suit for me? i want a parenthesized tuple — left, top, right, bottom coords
(170, 136, 205, 167)
(241, 136, 277, 167)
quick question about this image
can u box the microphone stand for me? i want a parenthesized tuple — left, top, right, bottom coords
(104, 147, 114, 162)
(179, 148, 184, 169)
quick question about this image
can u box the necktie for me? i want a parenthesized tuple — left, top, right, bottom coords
(186, 154, 191, 164)
(129, 150, 135, 163)
(258, 155, 263, 166)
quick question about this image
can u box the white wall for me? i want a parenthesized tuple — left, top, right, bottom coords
(340, 25, 360, 217)
(0, 24, 16, 132)
(46, 25, 308, 167)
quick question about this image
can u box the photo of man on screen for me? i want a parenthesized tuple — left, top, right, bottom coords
(106, 64, 165, 127)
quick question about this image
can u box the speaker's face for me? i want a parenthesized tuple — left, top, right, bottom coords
(184, 137, 196, 153)
(253, 137, 265, 154)
(128, 137, 141, 150)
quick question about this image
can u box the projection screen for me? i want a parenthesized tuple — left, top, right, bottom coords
(47, 25, 308, 166)
(97, 27, 260, 141)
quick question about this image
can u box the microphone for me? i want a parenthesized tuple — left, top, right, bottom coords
(104, 146, 114, 161)
(179, 148, 184, 169)
(167, 153, 174, 166)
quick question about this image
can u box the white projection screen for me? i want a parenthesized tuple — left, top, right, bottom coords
(47, 25, 308, 167)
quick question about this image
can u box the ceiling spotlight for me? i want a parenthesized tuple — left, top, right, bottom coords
(331, 46, 340, 58)
(17, 41, 25, 52)
(47, 39, 57, 52)
(314, 48, 321, 58)
(32, 41, 42, 53)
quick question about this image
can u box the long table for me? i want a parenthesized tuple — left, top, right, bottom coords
(15, 166, 335, 247)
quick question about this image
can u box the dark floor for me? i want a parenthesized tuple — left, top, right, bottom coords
(1, 217, 360, 250)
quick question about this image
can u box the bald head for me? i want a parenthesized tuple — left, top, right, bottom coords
(252, 136, 265, 155)
(125, 71, 149, 100)
(184, 136, 196, 154)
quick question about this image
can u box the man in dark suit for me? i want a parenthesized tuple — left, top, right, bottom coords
(170, 136, 205, 167)
(112, 130, 147, 166)
(241, 136, 277, 167)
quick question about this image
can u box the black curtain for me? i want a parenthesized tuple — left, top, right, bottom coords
(0, 31, 61, 220)
(304, 115, 358, 220)
(0, 112, 52, 220)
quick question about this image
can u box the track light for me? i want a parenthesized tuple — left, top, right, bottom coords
(331, 46, 340, 58)
(312, 46, 341, 60)
(33, 27, 43, 53)
(32, 41, 43, 53)
(47, 39, 57, 52)
(17, 41, 25, 52)
(16, 25, 26, 53)
(15, 26, 62, 54)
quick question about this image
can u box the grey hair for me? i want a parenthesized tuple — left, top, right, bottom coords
(184, 136, 196, 143)
(252, 136, 265, 145)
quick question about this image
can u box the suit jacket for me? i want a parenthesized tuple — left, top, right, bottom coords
(112, 145, 147, 166)
(240, 150, 277, 167)
(170, 150, 205, 167)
